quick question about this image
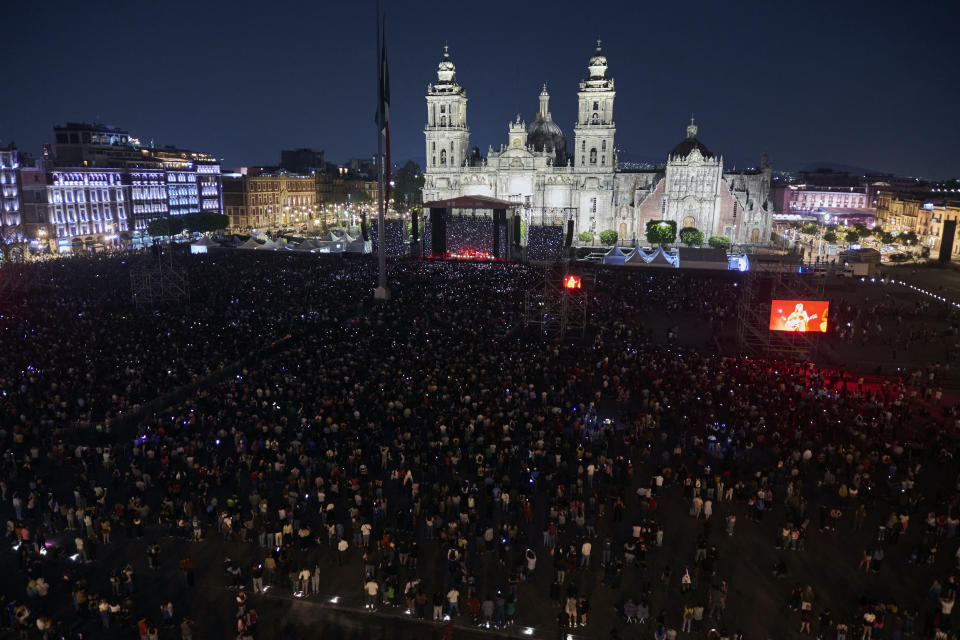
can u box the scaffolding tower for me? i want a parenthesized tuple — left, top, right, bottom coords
(523, 263, 593, 340)
(736, 266, 826, 361)
(131, 243, 190, 308)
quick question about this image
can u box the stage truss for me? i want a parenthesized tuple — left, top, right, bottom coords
(523, 264, 594, 340)
(736, 267, 826, 361)
(131, 244, 190, 308)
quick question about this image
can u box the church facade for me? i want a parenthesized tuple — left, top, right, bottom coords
(421, 44, 774, 246)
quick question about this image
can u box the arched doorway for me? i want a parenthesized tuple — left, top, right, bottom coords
(619, 222, 627, 243)
(751, 228, 760, 244)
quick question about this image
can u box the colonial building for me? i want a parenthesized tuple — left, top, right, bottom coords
(0, 144, 22, 240)
(222, 170, 319, 230)
(422, 44, 774, 246)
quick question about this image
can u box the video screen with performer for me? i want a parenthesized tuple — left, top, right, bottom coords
(769, 300, 829, 333)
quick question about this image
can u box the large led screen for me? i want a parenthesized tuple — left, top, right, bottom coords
(769, 300, 829, 333)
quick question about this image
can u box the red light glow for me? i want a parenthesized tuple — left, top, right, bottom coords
(448, 249, 492, 260)
(564, 275, 582, 290)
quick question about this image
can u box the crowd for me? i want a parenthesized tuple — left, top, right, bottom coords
(526, 226, 565, 262)
(370, 219, 407, 257)
(423, 219, 509, 257)
(0, 251, 959, 640)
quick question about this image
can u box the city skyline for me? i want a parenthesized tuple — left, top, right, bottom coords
(4, 0, 959, 178)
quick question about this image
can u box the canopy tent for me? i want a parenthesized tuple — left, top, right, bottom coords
(314, 240, 346, 253)
(190, 237, 218, 254)
(293, 238, 324, 252)
(254, 239, 282, 250)
(602, 245, 628, 265)
(623, 246, 680, 268)
(238, 238, 262, 250)
(346, 237, 372, 254)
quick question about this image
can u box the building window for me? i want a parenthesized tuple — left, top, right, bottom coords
(589, 148, 597, 164)
(601, 155, 605, 166)
(602, 140, 606, 151)
(593, 102, 598, 111)
(591, 113, 599, 124)
(440, 150, 447, 165)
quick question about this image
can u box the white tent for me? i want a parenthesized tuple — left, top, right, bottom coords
(314, 241, 346, 253)
(624, 246, 679, 268)
(602, 245, 627, 265)
(293, 238, 323, 252)
(254, 239, 282, 250)
(346, 237, 372, 254)
(190, 237, 218, 254)
(238, 238, 262, 250)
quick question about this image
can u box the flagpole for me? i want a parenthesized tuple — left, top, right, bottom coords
(374, 1, 389, 300)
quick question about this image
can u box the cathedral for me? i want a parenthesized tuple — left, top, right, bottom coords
(422, 43, 774, 246)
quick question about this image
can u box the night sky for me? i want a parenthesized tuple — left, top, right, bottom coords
(4, 0, 959, 178)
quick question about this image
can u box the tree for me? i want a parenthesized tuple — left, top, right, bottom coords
(147, 217, 185, 237)
(578, 231, 595, 243)
(182, 212, 229, 233)
(349, 190, 373, 205)
(646, 220, 677, 245)
(823, 231, 838, 243)
(900, 231, 918, 246)
(707, 235, 731, 250)
(679, 226, 704, 247)
(599, 230, 618, 246)
(880, 231, 895, 245)
(853, 222, 871, 237)
(802, 222, 818, 235)
(392, 161, 424, 213)
(844, 231, 860, 244)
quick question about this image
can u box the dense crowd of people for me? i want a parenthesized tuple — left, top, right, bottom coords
(370, 219, 407, 257)
(1, 250, 959, 640)
(526, 226, 565, 262)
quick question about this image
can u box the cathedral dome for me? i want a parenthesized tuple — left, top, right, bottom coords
(527, 118, 567, 164)
(526, 84, 568, 165)
(669, 118, 714, 159)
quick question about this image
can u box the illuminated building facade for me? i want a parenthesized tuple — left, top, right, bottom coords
(876, 191, 945, 246)
(783, 186, 869, 212)
(222, 170, 318, 230)
(51, 122, 223, 233)
(926, 198, 960, 256)
(0, 144, 22, 240)
(422, 44, 774, 245)
(46, 169, 129, 239)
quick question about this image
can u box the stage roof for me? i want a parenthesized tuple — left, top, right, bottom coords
(422, 195, 518, 210)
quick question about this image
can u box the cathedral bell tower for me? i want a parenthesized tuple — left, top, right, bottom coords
(573, 41, 616, 171)
(425, 46, 470, 170)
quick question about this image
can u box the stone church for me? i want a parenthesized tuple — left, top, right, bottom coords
(421, 43, 774, 246)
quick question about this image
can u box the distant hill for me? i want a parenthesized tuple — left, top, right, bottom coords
(798, 162, 886, 176)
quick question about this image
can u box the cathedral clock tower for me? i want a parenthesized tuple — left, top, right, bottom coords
(573, 41, 616, 171)
(425, 46, 470, 171)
